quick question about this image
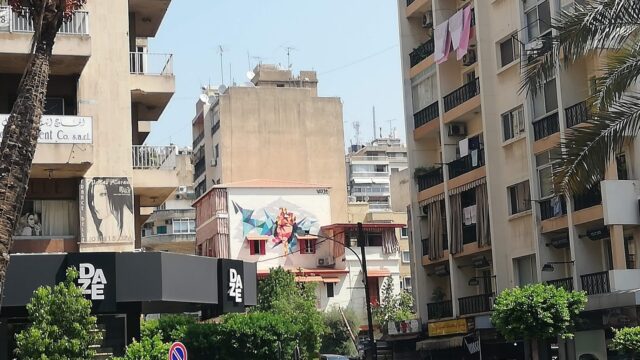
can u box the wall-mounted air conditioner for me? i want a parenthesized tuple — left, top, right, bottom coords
(318, 257, 336, 268)
(422, 11, 433, 28)
(462, 49, 477, 66)
(447, 123, 467, 137)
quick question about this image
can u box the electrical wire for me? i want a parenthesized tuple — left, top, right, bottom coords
(255, 230, 349, 263)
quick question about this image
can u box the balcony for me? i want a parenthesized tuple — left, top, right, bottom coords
(193, 132, 204, 148)
(533, 112, 560, 141)
(547, 277, 574, 291)
(540, 196, 567, 221)
(573, 186, 602, 211)
(409, 39, 435, 68)
(0, 6, 91, 75)
(417, 167, 443, 192)
(580, 271, 610, 295)
(130, 52, 175, 122)
(211, 120, 220, 136)
(349, 156, 389, 162)
(427, 300, 453, 320)
(448, 149, 484, 179)
(351, 171, 389, 178)
(443, 78, 480, 113)
(128, 0, 172, 37)
(131, 145, 179, 207)
(458, 293, 493, 315)
(414, 101, 439, 130)
(565, 101, 588, 128)
(405, 0, 431, 18)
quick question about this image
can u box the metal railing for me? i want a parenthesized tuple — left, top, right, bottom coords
(349, 156, 389, 162)
(427, 300, 453, 320)
(417, 167, 443, 191)
(448, 148, 484, 179)
(547, 277, 574, 291)
(443, 77, 480, 112)
(368, 203, 391, 210)
(458, 293, 493, 315)
(565, 101, 588, 128)
(409, 39, 435, 67)
(351, 171, 389, 178)
(132, 145, 177, 170)
(1, 6, 89, 35)
(193, 132, 204, 148)
(580, 271, 610, 295)
(130, 52, 174, 76)
(194, 158, 206, 180)
(540, 196, 567, 220)
(351, 186, 390, 195)
(414, 101, 439, 129)
(192, 146, 205, 164)
(573, 186, 602, 211)
(533, 112, 559, 141)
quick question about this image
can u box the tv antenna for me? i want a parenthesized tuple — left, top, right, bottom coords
(352, 121, 361, 147)
(283, 46, 297, 69)
(385, 119, 398, 138)
(218, 45, 226, 85)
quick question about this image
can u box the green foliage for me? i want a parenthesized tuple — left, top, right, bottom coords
(320, 307, 359, 357)
(14, 267, 102, 360)
(610, 327, 640, 357)
(372, 277, 416, 328)
(157, 314, 197, 343)
(182, 323, 220, 360)
(112, 334, 171, 360)
(491, 283, 587, 342)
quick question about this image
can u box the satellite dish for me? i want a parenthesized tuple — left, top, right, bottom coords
(218, 84, 227, 94)
(199, 94, 209, 104)
(246, 70, 255, 80)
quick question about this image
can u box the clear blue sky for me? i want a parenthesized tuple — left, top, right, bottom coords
(145, 0, 406, 150)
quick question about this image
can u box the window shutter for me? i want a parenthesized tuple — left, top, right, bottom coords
(260, 240, 266, 255)
(249, 241, 255, 255)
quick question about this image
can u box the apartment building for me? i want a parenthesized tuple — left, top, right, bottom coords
(399, 0, 636, 358)
(0, 2, 258, 358)
(191, 64, 348, 224)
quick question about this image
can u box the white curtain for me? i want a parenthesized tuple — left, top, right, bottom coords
(41, 200, 77, 236)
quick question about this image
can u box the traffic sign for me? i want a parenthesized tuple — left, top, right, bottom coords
(168, 342, 187, 360)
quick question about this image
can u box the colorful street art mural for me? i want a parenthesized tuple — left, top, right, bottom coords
(232, 201, 318, 255)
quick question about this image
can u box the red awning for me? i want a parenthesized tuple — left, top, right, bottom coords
(366, 268, 391, 277)
(295, 276, 323, 283)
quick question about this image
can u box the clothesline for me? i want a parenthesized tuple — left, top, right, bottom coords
(434, 6, 474, 64)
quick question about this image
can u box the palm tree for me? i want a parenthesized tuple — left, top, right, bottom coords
(0, 0, 86, 302)
(522, 0, 640, 195)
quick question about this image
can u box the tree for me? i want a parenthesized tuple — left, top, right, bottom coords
(521, 0, 640, 195)
(610, 327, 640, 359)
(372, 277, 416, 330)
(320, 307, 359, 357)
(0, 0, 87, 303)
(14, 267, 102, 359)
(491, 284, 586, 359)
(112, 334, 171, 360)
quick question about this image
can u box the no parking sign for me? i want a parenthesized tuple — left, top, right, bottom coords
(168, 342, 187, 360)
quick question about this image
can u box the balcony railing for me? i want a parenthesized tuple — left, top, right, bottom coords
(448, 148, 484, 179)
(539, 196, 567, 220)
(211, 120, 220, 136)
(458, 293, 493, 315)
(547, 277, 574, 291)
(443, 77, 480, 112)
(414, 101, 439, 129)
(351, 171, 389, 178)
(1, 6, 89, 35)
(132, 145, 176, 170)
(573, 186, 602, 211)
(580, 271, 610, 295)
(427, 300, 453, 320)
(130, 52, 174, 76)
(194, 158, 206, 180)
(533, 112, 560, 141)
(409, 39, 435, 68)
(350, 156, 389, 162)
(193, 146, 205, 164)
(417, 167, 443, 191)
(565, 101, 588, 128)
(193, 132, 204, 148)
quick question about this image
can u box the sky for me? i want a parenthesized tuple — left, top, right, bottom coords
(145, 0, 406, 150)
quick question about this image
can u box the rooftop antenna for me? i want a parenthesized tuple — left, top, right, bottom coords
(283, 46, 297, 69)
(386, 118, 397, 138)
(353, 121, 361, 147)
(218, 45, 225, 85)
(372, 106, 377, 140)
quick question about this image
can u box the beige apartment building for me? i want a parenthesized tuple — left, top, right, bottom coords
(399, 0, 640, 358)
(191, 64, 348, 223)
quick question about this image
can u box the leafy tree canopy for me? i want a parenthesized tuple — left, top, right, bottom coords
(321, 307, 359, 357)
(372, 277, 416, 328)
(610, 326, 640, 358)
(112, 334, 171, 360)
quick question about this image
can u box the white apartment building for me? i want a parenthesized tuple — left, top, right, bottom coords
(399, 0, 638, 358)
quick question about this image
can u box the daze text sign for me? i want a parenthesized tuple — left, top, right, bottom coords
(0, 114, 92, 144)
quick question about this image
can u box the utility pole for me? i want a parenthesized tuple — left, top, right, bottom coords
(358, 222, 376, 360)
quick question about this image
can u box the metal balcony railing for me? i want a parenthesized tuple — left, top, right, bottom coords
(350, 156, 389, 162)
(427, 300, 453, 320)
(193, 146, 205, 164)
(351, 171, 389, 178)
(547, 277, 574, 291)
(539, 196, 567, 220)
(193, 132, 204, 148)
(580, 271, 610, 295)
(130, 52, 174, 76)
(409, 39, 435, 68)
(565, 101, 588, 128)
(533, 112, 560, 141)
(132, 145, 177, 170)
(1, 6, 89, 35)
(448, 148, 484, 179)
(573, 186, 602, 211)
(194, 158, 206, 180)
(417, 167, 443, 191)
(443, 77, 480, 112)
(414, 101, 439, 129)
(459, 293, 493, 315)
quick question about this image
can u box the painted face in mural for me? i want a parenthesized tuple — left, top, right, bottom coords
(93, 183, 110, 220)
(274, 208, 296, 254)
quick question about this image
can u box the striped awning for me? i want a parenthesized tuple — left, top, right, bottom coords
(449, 177, 486, 195)
(419, 192, 445, 206)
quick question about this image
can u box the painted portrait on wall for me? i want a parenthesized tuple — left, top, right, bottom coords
(80, 177, 134, 244)
(14, 200, 42, 237)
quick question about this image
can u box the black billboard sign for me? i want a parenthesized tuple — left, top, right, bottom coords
(66, 252, 117, 312)
(219, 259, 245, 313)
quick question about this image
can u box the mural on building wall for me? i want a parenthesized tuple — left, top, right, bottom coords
(80, 177, 134, 244)
(232, 201, 319, 255)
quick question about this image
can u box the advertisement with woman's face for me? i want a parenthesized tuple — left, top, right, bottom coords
(80, 177, 134, 244)
(14, 200, 42, 237)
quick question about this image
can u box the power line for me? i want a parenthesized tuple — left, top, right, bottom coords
(256, 230, 348, 263)
(319, 44, 399, 76)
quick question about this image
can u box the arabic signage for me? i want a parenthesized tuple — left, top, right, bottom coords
(428, 318, 474, 337)
(0, 114, 92, 144)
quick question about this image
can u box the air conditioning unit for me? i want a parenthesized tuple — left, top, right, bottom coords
(422, 11, 433, 28)
(462, 49, 477, 66)
(178, 186, 188, 193)
(420, 204, 429, 217)
(447, 123, 467, 137)
(318, 257, 336, 268)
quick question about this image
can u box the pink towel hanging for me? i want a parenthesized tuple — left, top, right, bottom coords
(457, 6, 473, 60)
(449, 9, 464, 52)
(435, 20, 450, 64)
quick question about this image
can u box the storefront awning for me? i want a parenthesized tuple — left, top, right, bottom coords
(322, 277, 340, 283)
(366, 268, 391, 277)
(295, 276, 323, 283)
(416, 336, 464, 351)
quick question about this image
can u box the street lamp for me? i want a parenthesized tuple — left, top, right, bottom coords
(541, 260, 575, 272)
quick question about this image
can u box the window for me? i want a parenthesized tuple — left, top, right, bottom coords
(502, 106, 525, 141)
(249, 239, 266, 255)
(365, 232, 383, 247)
(536, 149, 560, 198)
(14, 199, 78, 237)
(616, 153, 629, 180)
(375, 165, 387, 173)
(173, 218, 195, 234)
(214, 144, 219, 159)
(499, 34, 519, 67)
(464, 70, 476, 84)
(401, 227, 408, 238)
(508, 181, 532, 215)
(403, 277, 412, 290)
(402, 250, 411, 263)
(524, 0, 551, 41)
(300, 238, 317, 254)
(157, 225, 167, 235)
(514, 255, 536, 286)
(44, 97, 65, 115)
(326, 283, 335, 298)
(532, 78, 558, 119)
(411, 73, 436, 113)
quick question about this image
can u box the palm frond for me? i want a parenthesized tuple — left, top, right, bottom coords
(553, 95, 640, 195)
(592, 44, 640, 109)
